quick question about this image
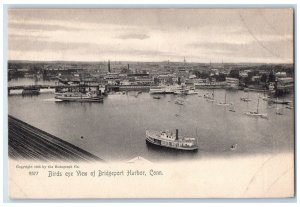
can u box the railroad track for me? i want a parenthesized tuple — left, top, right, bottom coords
(8, 115, 102, 162)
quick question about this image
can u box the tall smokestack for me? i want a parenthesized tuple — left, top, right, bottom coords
(176, 129, 178, 140)
(128, 64, 129, 71)
(108, 60, 111, 73)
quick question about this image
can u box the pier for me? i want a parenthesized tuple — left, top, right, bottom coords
(8, 84, 100, 94)
(107, 85, 150, 92)
(8, 84, 151, 94)
(8, 115, 102, 162)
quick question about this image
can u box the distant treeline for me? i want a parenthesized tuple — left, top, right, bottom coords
(193, 64, 294, 82)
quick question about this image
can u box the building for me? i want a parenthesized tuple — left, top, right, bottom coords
(251, 75, 261, 83)
(276, 77, 294, 94)
(210, 69, 220, 76)
(276, 72, 287, 78)
(156, 74, 176, 85)
(225, 77, 239, 90)
(239, 71, 249, 78)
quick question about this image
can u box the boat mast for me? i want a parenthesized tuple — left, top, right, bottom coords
(224, 91, 227, 104)
(256, 96, 260, 113)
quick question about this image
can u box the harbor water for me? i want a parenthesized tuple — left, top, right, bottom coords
(8, 79, 294, 162)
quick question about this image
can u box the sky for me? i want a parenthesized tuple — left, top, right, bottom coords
(8, 9, 294, 63)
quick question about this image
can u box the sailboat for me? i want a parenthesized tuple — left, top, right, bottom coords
(260, 89, 270, 101)
(244, 95, 268, 119)
(206, 89, 215, 102)
(217, 90, 230, 106)
(276, 106, 284, 115)
(271, 97, 291, 105)
(240, 91, 251, 102)
(175, 97, 185, 105)
(203, 92, 210, 99)
(230, 144, 238, 151)
(229, 103, 236, 112)
(275, 98, 284, 115)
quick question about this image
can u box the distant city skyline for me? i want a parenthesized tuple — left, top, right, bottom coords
(8, 9, 294, 64)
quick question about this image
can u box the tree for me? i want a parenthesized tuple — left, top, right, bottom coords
(260, 74, 267, 83)
(269, 71, 276, 82)
(215, 73, 226, 82)
(229, 69, 240, 79)
(153, 77, 159, 85)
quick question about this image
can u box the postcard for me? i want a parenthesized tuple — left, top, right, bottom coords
(7, 8, 294, 199)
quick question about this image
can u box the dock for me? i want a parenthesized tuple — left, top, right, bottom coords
(8, 115, 102, 162)
(8, 84, 151, 94)
(8, 84, 100, 94)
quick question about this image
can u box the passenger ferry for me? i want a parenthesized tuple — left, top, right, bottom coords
(165, 85, 182, 94)
(149, 85, 181, 94)
(174, 84, 189, 95)
(146, 129, 198, 151)
(194, 81, 226, 89)
(55, 91, 103, 102)
(149, 85, 166, 94)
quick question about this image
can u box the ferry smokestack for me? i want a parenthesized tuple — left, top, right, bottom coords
(176, 129, 178, 140)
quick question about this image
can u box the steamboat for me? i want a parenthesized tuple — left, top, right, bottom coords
(146, 129, 198, 151)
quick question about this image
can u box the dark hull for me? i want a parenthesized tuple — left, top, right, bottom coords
(146, 137, 198, 151)
(22, 90, 40, 96)
(271, 100, 291, 105)
(57, 98, 103, 102)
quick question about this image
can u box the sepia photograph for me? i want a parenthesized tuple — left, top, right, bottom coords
(6, 7, 295, 199)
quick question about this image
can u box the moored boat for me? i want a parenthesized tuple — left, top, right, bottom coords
(244, 111, 268, 119)
(55, 91, 103, 102)
(165, 85, 181, 94)
(149, 85, 181, 94)
(146, 129, 198, 151)
(174, 89, 189, 95)
(185, 89, 198, 95)
(260, 96, 270, 101)
(229, 103, 236, 112)
(244, 96, 268, 119)
(175, 98, 185, 105)
(149, 85, 166, 94)
(217, 91, 230, 106)
(194, 81, 226, 89)
(22, 86, 40, 95)
(270, 98, 291, 105)
(240, 97, 251, 102)
(206, 89, 215, 102)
